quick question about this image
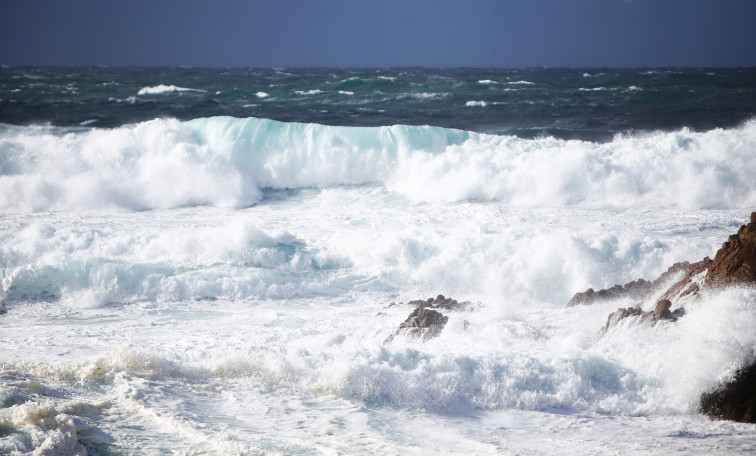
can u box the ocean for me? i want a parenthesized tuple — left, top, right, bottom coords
(1, 66, 756, 455)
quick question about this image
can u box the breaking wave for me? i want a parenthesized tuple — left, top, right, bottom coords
(137, 85, 205, 95)
(1, 116, 756, 212)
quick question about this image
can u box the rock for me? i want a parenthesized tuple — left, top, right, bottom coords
(406, 294, 472, 311)
(602, 300, 677, 332)
(602, 305, 642, 332)
(580, 212, 756, 321)
(700, 361, 756, 423)
(659, 258, 712, 302)
(693, 215, 756, 424)
(568, 280, 652, 307)
(385, 307, 448, 343)
(567, 262, 688, 307)
(571, 212, 756, 423)
(655, 213, 756, 304)
(385, 295, 471, 343)
(707, 213, 756, 285)
(654, 299, 672, 320)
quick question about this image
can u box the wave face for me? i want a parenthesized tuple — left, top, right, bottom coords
(1, 117, 756, 212)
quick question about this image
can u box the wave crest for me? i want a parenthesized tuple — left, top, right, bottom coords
(1, 117, 756, 212)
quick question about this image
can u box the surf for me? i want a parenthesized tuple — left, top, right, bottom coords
(2, 117, 756, 213)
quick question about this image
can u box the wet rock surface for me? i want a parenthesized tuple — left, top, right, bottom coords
(707, 212, 756, 285)
(570, 212, 756, 423)
(385, 295, 471, 343)
(658, 258, 712, 302)
(700, 362, 756, 423)
(406, 294, 473, 311)
(601, 299, 680, 333)
(568, 262, 688, 307)
(386, 307, 449, 343)
(660, 212, 756, 302)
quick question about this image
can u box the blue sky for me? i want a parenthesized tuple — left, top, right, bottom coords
(1, 0, 754, 67)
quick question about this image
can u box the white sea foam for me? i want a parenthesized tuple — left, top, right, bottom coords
(2, 182, 755, 454)
(295, 89, 323, 95)
(137, 85, 205, 95)
(478, 79, 497, 84)
(2, 117, 756, 214)
(465, 100, 487, 107)
(2, 401, 93, 455)
(338, 90, 354, 95)
(404, 92, 448, 100)
(255, 91, 270, 98)
(108, 96, 141, 104)
(507, 80, 535, 85)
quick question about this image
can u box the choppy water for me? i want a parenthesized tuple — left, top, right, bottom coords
(1, 67, 756, 455)
(3, 67, 755, 139)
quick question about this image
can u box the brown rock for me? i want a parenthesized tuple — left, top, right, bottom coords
(700, 361, 756, 423)
(659, 258, 712, 302)
(385, 307, 448, 343)
(568, 213, 756, 422)
(567, 262, 688, 308)
(658, 212, 756, 302)
(707, 214, 756, 286)
(601, 301, 680, 332)
(654, 299, 672, 320)
(568, 280, 652, 307)
(602, 305, 642, 332)
(584, 212, 756, 315)
(386, 295, 471, 343)
(407, 294, 472, 311)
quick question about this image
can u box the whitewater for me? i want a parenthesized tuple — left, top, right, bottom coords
(2, 67, 756, 455)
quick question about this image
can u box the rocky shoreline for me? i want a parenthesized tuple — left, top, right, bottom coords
(570, 211, 756, 423)
(389, 212, 756, 423)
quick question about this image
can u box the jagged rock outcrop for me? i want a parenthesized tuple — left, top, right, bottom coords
(568, 279, 653, 307)
(658, 258, 711, 302)
(406, 294, 473, 311)
(567, 262, 688, 307)
(385, 295, 470, 343)
(700, 362, 756, 423)
(659, 212, 756, 303)
(708, 213, 756, 284)
(601, 299, 682, 333)
(570, 212, 756, 423)
(575, 212, 756, 323)
(386, 307, 449, 343)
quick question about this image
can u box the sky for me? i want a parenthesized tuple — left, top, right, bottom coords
(1, 0, 755, 68)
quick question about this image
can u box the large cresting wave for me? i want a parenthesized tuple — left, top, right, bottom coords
(2, 116, 756, 212)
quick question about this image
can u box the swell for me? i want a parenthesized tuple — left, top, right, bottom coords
(1, 116, 756, 212)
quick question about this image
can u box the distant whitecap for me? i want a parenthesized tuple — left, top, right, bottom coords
(465, 100, 487, 107)
(295, 89, 323, 95)
(137, 85, 205, 95)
